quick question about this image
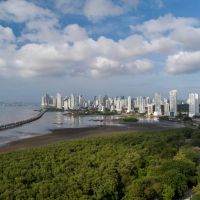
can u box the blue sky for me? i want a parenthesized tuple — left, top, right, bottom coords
(0, 0, 200, 102)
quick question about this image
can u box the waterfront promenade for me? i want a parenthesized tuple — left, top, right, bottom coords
(0, 109, 46, 131)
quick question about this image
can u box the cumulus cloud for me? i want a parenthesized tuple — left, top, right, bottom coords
(0, 25, 15, 43)
(166, 51, 200, 74)
(90, 57, 153, 77)
(54, 0, 139, 21)
(130, 14, 200, 75)
(11, 35, 155, 78)
(131, 14, 199, 39)
(15, 44, 69, 77)
(171, 27, 200, 50)
(63, 24, 88, 42)
(0, 0, 54, 23)
(1, 2, 200, 79)
(54, 0, 85, 15)
(83, 0, 123, 21)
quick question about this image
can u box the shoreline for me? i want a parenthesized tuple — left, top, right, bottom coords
(0, 126, 130, 153)
(0, 121, 185, 154)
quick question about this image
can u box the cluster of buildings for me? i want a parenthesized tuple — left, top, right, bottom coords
(41, 90, 200, 118)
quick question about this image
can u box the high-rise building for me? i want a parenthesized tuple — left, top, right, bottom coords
(52, 96, 57, 107)
(63, 98, 69, 110)
(154, 93, 161, 116)
(127, 96, 132, 113)
(79, 95, 83, 108)
(147, 104, 153, 116)
(70, 94, 75, 109)
(116, 98, 121, 112)
(56, 93, 63, 109)
(163, 98, 170, 116)
(146, 97, 151, 105)
(189, 93, 199, 117)
(139, 96, 146, 114)
(105, 99, 111, 110)
(41, 93, 51, 107)
(169, 90, 177, 117)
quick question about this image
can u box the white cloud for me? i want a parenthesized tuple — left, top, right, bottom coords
(54, 0, 85, 15)
(63, 24, 88, 42)
(15, 44, 68, 77)
(166, 51, 200, 74)
(20, 18, 60, 44)
(12, 36, 155, 78)
(130, 14, 200, 76)
(144, 37, 179, 54)
(20, 20, 89, 45)
(1, 11, 200, 79)
(83, 0, 123, 21)
(54, 0, 139, 21)
(171, 27, 200, 50)
(90, 57, 153, 78)
(131, 14, 199, 38)
(0, 0, 54, 23)
(0, 25, 15, 43)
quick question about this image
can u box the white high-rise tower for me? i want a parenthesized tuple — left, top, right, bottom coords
(154, 93, 161, 116)
(139, 97, 145, 114)
(127, 96, 132, 113)
(169, 90, 177, 117)
(56, 93, 63, 109)
(163, 98, 170, 116)
(189, 93, 199, 117)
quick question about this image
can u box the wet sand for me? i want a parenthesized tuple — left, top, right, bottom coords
(0, 122, 183, 154)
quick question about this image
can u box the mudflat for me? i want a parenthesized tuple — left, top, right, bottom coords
(0, 121, 183, 153)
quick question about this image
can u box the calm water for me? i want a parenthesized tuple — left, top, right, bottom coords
(0, 104, 120, 146)
(0, 103, 39, 124)
(0, 104, 184, 146)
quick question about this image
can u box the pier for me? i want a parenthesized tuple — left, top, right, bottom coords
(0, 109, 46, 131)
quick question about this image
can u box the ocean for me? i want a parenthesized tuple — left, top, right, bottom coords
(0, 103, 118, 146)
(0, 103, 184, 146)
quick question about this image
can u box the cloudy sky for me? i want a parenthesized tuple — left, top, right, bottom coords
(0, 0, 200, 102)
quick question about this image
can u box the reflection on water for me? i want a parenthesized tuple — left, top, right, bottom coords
(0, 104, 38, 124)
(0, 112, 120, 146)
(0, 107, 184, 146)
(138, 117, 159, 123)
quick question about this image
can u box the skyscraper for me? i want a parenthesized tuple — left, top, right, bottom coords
(127, 96, 132, 113)
(147, 104, 153, 116)
(163, 98, 170, 116)
(116, 98, 121, 112)
(139, 96, 146, 114)
(70, 94, 75, 109)
(169, 90, 177, 117)
(154, 93, 161, 116)
(41, 93, 51, 108)
(56, 93, 63, 109)
(189, 93, 199, 117)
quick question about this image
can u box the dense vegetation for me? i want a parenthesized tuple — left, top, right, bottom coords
(79, 110, 118, 116)
(1, 128, 200, 199)
(159, 116, 169, 121)
(120, 116, 139, 122)
(46, 107, 63, 112)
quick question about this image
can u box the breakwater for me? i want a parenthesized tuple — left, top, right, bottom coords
(0, 109, 46, 131)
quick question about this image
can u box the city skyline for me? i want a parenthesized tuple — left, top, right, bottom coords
(1, 0, 200, 102)
(41, 89, 200, 117)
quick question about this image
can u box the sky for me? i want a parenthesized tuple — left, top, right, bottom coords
(1, 0, 200, 102)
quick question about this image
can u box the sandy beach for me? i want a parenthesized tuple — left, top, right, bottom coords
(0, 121, 184, 154)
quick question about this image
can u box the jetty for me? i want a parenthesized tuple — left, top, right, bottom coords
(0, 109, 46, 131)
